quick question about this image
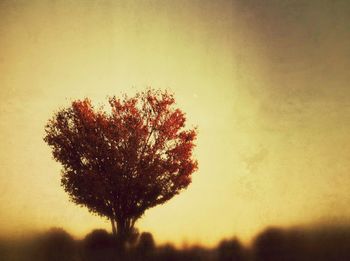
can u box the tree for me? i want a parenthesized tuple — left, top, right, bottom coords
(38, 228, 76, 261)
(44, 89, 198, 249)
(134, 232, 155, 260)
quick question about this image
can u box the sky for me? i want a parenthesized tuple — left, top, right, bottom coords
(1, 0, 350, 247)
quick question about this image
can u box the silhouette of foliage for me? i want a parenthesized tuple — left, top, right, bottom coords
(44, 89, 198, 248)
(217, 238, 245, 261)
(137, 232, 155, 251)
(252, 226, 350, 261)
(133, 232, 155, 260)
(2, 225, 350, 261)
(37, 228, 77, 261)
(304, 226, 350, 261)
(83, 229, 114, 250)
(154, 243, 179, 261)
(82, 229, 117, 261)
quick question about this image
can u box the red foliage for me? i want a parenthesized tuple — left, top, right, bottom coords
(44, 89, 198, 241)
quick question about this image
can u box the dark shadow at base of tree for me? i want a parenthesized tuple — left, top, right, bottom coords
(1, 225, 350, 261)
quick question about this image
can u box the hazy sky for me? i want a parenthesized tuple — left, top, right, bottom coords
(1, 0, 350, 246)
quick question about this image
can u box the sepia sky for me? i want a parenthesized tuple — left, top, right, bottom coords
(1, 0, 350, 246)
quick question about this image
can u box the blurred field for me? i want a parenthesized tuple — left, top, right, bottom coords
(1, 224, 350, 261)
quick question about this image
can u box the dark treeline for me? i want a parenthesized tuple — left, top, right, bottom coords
(1, 225, 350, 261)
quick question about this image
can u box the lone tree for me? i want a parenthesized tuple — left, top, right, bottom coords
(44, 89, 198, 248)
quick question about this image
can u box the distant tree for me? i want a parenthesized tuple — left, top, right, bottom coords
(134, 232, 156, 260)
(83, 229, 117, 260)
(38, 228, 76, 261)
(217, 238, 245, 261)
(83, 229, 114, 250)
(137, 232, 155, 253)
(253, 228, 289, 261)
(44, 89, 198, 249)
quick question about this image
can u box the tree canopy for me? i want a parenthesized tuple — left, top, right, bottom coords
(44, 89, 198, 244)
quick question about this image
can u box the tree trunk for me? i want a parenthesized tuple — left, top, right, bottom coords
(116, 219, 128, 244)
(115, 218, 135, 253)
(110, 218, 117, 238)
(110, 216, 137, 258)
